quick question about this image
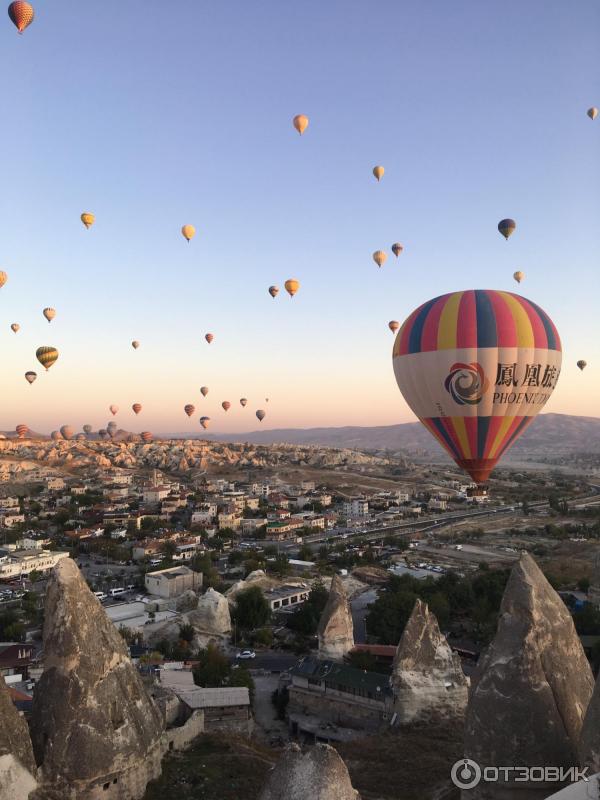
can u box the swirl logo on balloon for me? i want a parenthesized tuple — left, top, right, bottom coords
(444, 362, 489, 406)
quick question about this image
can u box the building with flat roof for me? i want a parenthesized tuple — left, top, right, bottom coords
(145, 565, 202, 599)
(264, 585, 310, 611)
(0, 549, 69, 581)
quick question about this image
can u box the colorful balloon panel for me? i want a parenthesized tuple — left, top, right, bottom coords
(392, 290, 562, 483)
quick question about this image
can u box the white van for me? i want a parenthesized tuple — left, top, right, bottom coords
(110, 587, 126, 597)
(94, 591, 107, 601)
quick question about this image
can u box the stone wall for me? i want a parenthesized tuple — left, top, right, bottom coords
(166, 712, 205, 752)
(289, 686, 387, 732)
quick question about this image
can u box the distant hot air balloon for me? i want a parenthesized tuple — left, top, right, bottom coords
(11, 323, 19, 333)
(36, 346, 58, 371)
(498, 219, 516, 240)
(140, 431, 153, 442)
(8, 2, 33, 33)
(181, 225, 195, 242)
(392, 290, 562, 484)
(256, 410, 266, 422)
(81, 212, 95, 229)
(372, 165, 384, 181)
(222, 401, 231, 412)
(83, 424, 92, 434)
(587, 107, 598, 121)
(132, 403, 142, 415)
(99, 429, 108, 440)
(373, 250, 387, 268)
(60, 425, 73, 441)
(43, 307, 56, 323)
(205, 333, 214, 344)
(269, 286, 279, 299)
(15, 424, 28, 439)
(184, 404, 195, 417)
(200, 386, 209, 397)
(293, 114, 309, 135)
(109, 405, 119, 416)
(577, 360, 587, 371)
(391, 243, 404, 258)
(51, 430, 61, 441)
(200, 416, 210, 430)
(75, 433, 86, 441)
(285, 278, 300, 297)
(131, 340, 140, 349)
(0, 271, 7, 288)
(265, 397, 269, 403)
(388, 320, 400, 334)
(513, 271, 525, 284)
(24, 371, 36, 385)
(240, 398, 248, 407)
(107, 421, 117, 437)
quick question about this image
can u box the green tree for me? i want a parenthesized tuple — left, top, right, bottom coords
(232, 586, 270, 631)
(229, 665, 255, 702)
(179, 623, 195, 643)
(193, 643, 231, 687)
(297, 544, 314, 562)
(287, 580, 329, 636)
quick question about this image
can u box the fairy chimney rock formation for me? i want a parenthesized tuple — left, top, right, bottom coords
(390, 598, 468, 723)
(31, 558, 166, 800)
(258, 743, 359, 800)
(0, 672, 38, 799)
(317, 574, 354, 661)
(578, 665, 600, 772)
(463, 553, 594, 800)
(187, 587, 232, 641)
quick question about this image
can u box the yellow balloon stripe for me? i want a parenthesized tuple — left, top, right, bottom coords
(437, 291, 463, 350)
(498, 292, 534, 348)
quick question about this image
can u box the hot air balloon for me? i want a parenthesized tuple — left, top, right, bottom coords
(373, 165, 384, 181)
(205, 333, 214, 344)
(293, 114, 309, 135)
(256, 410, 266, 422)
(391, 243, 404, 258)
(200, 416, 210, 430)
(388, 320, 400, 334)
(269, 286, 279, 299)
(8, 2, 33, 33)
(51, 430, 62, 441)
(109, 405, 119, 416)
(24, 371, 36, 385)
(36, 346, 58, 371)
(43, 308, 56, 323)
(181, 225, 195, 242)
(107, 421, 117, 437)
(0, 271, 7, 288)
(11, 323, 19, 333)
(83, 424, 92, 434)
(75, 433, 86, 441)
(200, 386, 209, 397)
(392, 290, 562, 484)
(131, 340, 140, 349)
(140, 431, 153, 442)
(184, 404, 195, 417)
(15, 424, 28, 439)
(265, 398, 269, 403)
(498, 219, 516, 240)
(132, 403, 142, 415)
(240, 398, 248, 407)
(587, 107, 598, 121)
(577, 360, 587, 371)
(99, 429, 108, 440)
(222, 401, 231, 412)
(285, 279, 300, 297)
(373, 251, 387, 268)
(513, 271, 524, 284)
(60, 425, 73, 441)
(81, 212, 95, 229)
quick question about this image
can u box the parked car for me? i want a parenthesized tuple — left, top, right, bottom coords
(236, 650, 256, 660)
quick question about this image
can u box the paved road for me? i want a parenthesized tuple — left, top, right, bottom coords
(232, 651, 299, 672)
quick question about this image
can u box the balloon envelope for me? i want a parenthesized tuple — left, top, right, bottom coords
(109, 405, 119, 416)
(15, 424, 28, 438)
(0, 271, 8, 288)
(81, 212, 95, 229)
(132, 403, 142, 415)
(577, 360, 587, 371)
(83, 424, 92, 434)
(184, 404, 195, 417)
(587, 107, 598, 120)
(372, 165, 384, 181)
(205, 333, 214, 344)
(60, 425, 74, 441)
(131, 340, 140, 349)
(200, 417, 210, 430)
(240, 398, 248, 407)
(285, 279, 300, 297)
(388, 320, 400, 334)
(140, 431, 153, 442)
(200, 386, 209, 397)
(373, 251, 387, 267)
(51, 430, 61, 441)
(181, 224, 195, 242)
(269, 286, 279, 298)
(293, 114, 309, 135)
(222, 401, 231, 411)
(24, 371, 37, 384)
(256, 410, 266, 422)
(391, 243, 404, 258)
(11, 323, 19, 333)
(392, 290, 562, 484)
(43, 308, 56, 323)
(8, 2, 34, 33)
(36, 346, 58, 371)
(498, 219, 516, 240)
(513, 271, 524, 284)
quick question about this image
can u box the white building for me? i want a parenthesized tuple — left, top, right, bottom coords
(0, 549, 69, 580)
(343, 498, 369, 518)
(0, 514, 25, 528)
(145, 565, 202, 599)
(143, 485, 171, 504)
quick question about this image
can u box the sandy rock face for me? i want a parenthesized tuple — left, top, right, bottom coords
(0, 673, 38, 798)
(187, 587, 231, 638)
(0, 754, 39, 800)
(390, 598, 468, 724)
(578, 671, 600, 772)
(258, 743, 359, 800)
(317, 574, 354, 661)
(175, 589, 199, 613)
(463, 553, 594, 800)
(31, 558, 166, 799)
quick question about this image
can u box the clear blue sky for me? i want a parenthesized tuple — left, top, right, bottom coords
(1, 0, 599, 434)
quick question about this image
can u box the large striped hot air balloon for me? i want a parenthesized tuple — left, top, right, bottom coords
(392, 290, 562, 484)
(36, 346, 58, 371)
(15, 424, 28, 439)
(8, 1, 34, 33)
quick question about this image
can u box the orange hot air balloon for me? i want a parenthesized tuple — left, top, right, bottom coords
(60, 425, 74, 441)
(8, 2, 34, 33)
(513, 271, 524, 284)
(205, 333, 214, 344)
(240, 398, 248, 407)
(372, 165, 384, 181)
(222, 401, 231, 412)
(109, 405, 119, 416)
(391, 243, 404, 258)
(285, 278, 300, 297)
(131, 340, 140, 349)
(200, 386, 209, 397)
(132, 403, 142, 415)
(140, 431, 153, 442)
(15, 424, 28, 439)
(388, 320, 400, 334)
(24, 371, 36, 384)
(269, 286, 279, 298)
(392, 290, 562, 484)
(200, 416, 210, 430)
(256, 410, 266, 422)
(0, 271, 7, 288)
(184, 404, 195, 417)
(11, 323, 19, 333)
(373, 251, 387, 268)
(181, 224, 195, 242)
(81, 212, 95, 229)
(51, 430, 61, 441)
(293, 114, 309, 135)
(36, 346, 58, 371)
(43, 307, 56, 323)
